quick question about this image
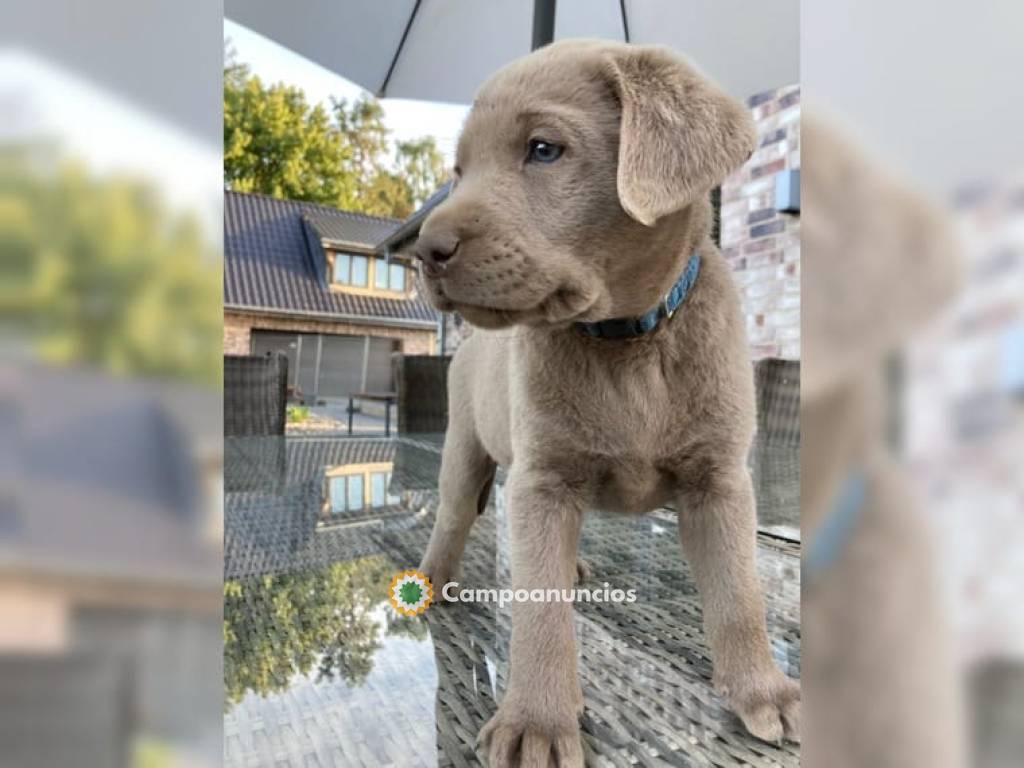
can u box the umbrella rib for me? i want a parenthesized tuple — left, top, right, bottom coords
(619, 0, 631, 43)
(380, 0, 423, 97)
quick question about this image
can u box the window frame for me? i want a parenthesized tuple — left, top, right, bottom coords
(329, 250, 410, 296)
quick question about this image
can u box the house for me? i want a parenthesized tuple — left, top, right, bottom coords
(224, 191, 440, 403)
(1, 363, 222, 762)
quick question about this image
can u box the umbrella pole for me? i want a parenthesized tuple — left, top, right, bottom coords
(531, 0, 556, 49)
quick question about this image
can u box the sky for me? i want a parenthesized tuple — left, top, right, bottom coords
(224, 19, 469, 168)
(0, 49, 223, 235)
(0, 20, 471, 243)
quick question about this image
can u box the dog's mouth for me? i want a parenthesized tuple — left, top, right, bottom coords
(433, 284, 598, 330)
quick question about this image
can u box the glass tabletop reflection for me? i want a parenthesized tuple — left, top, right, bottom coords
(224, 434, 800, 767)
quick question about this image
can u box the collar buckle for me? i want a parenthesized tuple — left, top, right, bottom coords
(661, 296, 676, 320)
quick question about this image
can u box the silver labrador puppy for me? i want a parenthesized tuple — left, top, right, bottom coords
(413, 39, 800, 767)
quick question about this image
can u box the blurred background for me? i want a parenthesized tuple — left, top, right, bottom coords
(2, 2, 223, 767)
(803, 1, 1023, 766)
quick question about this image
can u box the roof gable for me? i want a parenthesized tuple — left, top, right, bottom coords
(224, 191, 436, 325)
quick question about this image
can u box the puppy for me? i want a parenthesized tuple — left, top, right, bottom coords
(413, 39, 800, 766)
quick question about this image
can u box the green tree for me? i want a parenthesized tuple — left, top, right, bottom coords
(224, 52, 447, 219)
(396, 138, 448, 211)
(223, 555, 427, 707)
(224, 60, 353, 206)
(0, 147, 222, 385)
(333, 97, 389, 183)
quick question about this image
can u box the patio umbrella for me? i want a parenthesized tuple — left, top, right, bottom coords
(225, 0, 799, 105)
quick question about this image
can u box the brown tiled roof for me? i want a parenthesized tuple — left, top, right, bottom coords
(224, 191, 437, 326)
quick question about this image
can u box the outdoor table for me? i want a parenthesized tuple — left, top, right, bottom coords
(223, 433, 800, 767)
(346, 391, 397, 436)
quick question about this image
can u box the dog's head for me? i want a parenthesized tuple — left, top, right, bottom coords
(414, 39, 755, 329)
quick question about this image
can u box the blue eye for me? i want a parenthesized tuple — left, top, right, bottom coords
(527, 139, 564, 164)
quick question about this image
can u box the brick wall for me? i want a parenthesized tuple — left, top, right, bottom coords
(224, 311, 437, 355)
(224, 312, 251, 355)
(720, 84, 801, 360)
(905, 179, 1024, 659)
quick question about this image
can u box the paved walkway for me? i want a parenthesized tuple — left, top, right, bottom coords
(287, 404, 394, 436)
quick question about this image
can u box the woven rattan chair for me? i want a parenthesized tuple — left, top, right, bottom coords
(395, 355, 452, 434)
(751, 358, 800, 534)
(224, 353, 289, 437)
(0, 655, 132, 768)
(754, 358, 800, 447)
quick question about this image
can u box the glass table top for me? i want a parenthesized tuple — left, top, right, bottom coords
(224, 434, 800, 767)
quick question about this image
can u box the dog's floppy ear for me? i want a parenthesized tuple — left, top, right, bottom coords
(604, 45, 756, 226)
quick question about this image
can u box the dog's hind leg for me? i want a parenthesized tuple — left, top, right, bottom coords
(419, 420, 495, 593)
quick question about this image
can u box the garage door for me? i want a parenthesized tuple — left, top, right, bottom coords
(366, 337, 399, 392)
(250, 331, 401, 401)
(318, 335, 365, 399)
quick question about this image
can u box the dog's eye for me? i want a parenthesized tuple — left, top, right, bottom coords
(527, 139, 564, 164)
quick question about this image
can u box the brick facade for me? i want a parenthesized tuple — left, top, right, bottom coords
(720, 85, 801, 360)
(224, 312, 252, 356)
(906, 179, 1024, 659)
(224, 310, 436, 356)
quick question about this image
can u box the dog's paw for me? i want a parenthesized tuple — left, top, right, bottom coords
(417, 556, 459, 601)
(478, 703, 584, 768)
(720, 669, 800, 744)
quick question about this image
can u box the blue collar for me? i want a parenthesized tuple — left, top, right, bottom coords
(575, 252, 701, 340)
(803, 471, 868, 578)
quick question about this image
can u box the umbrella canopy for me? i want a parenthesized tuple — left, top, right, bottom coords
(225, 0, 799, 105)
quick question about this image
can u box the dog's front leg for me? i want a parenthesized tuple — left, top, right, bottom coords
(479, 467, 585, 768)
(677, 463, 801, 743)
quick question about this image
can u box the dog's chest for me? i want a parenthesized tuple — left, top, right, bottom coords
(528, 343, 695, 453)
(592, 460, 676, 514)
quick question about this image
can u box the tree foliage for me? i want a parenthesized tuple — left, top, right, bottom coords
(224, 53, 447, 219)
(223, 555, 428, 707)
(0, 147, 222, 385)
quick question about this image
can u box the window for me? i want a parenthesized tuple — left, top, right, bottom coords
(370, 472, 387, 508)
(338, 253, 406, 294)
(323, 466, 399, 523)
(333, 253, 350, 284)
(331, 252, 368, 287)
(388, 263, 406, 292)
(350, 255, 368, 286)
(347, 474, 364, 511)
(386, 472, 400, 504)
(374, 258, 389, 290)
(372, 258, 406, 293)
(330, 477, 347, 513)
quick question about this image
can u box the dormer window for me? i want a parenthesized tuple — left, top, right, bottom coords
(328, 250, 409, 296)
(332, 252, 369, 287)
(373, 258, 407, 293)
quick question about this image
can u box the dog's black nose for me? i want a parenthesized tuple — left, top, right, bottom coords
(415, 231, 459, 270)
